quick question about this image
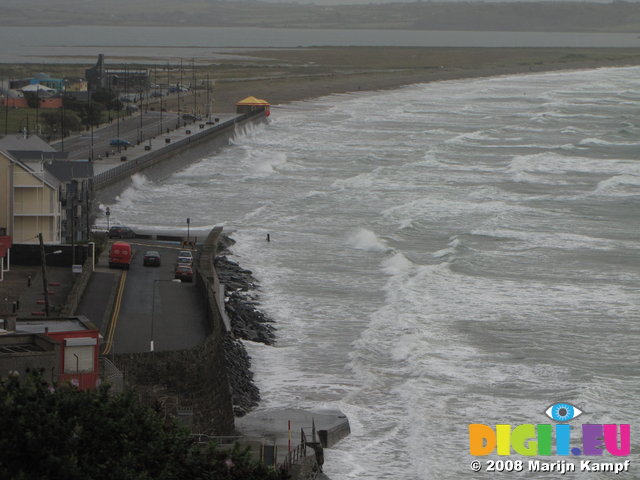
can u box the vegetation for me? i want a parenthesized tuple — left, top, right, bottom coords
(0, 88, 127, 138)
(0, 371, 286, 480)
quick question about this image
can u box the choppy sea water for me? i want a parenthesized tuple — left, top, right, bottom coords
(109, 66, 640, 479)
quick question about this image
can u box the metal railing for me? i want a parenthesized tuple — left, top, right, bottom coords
(99, 356, 124, 394)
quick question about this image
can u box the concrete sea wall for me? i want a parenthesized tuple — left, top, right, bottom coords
(93, 111, 266, 204)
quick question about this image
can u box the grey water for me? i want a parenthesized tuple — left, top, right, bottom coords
(1, 26, 640, 63)
(109, 66, 640, 478)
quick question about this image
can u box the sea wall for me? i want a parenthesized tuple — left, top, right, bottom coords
(93, 111, 266, 204)
(113, 227, 236, 434)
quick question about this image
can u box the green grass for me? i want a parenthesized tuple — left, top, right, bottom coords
(0, 105, 125, 138)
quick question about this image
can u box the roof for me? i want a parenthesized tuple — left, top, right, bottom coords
(0, 135, 56, 153)
(236, 96, 270, 106)
(41, 159, 93, 181)
(0, 149, 61, 190)
(15, 316, 98, 335)
(20, 84, 56, 92)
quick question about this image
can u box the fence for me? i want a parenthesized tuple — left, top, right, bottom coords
(99, 356, 124, 394)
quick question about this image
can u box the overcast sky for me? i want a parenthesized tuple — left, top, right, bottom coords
(257, 0, 639, 3)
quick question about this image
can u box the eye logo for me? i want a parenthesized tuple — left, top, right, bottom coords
(544, 402, 583, 422)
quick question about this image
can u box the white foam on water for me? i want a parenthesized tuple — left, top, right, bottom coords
(346, 228, 390, 253)
(593, 174, 640, 196)
(111, 65, 640, 480)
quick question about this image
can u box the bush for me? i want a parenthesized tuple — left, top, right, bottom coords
(0, 371, 286, 480)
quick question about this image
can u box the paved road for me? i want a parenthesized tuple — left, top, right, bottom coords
(53, 110, 189, 161)
(77, 240, 209, 355)
(114, 241, 208, 354)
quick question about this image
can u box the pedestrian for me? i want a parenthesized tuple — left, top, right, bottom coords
(266, 233, 270, 242)
(27, 274, 31, 287)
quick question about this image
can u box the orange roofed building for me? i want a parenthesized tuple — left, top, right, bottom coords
(236, 96, 270, 116)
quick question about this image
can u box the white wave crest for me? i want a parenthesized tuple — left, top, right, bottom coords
(381, 253, 412, 275)
(347, 228, 390, 252)
(594, 174, 640, 196)
(114, 173, 151, 209)
(433, 236, 462, 258)
(249, 150, 288, 174)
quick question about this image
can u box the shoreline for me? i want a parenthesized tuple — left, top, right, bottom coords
(209, 47, 640, 111)
(2, 47, 640, 114)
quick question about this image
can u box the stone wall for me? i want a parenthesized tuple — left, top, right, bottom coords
(113, 227, 236, 435)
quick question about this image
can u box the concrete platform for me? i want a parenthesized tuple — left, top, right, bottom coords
(236, 408, 350, 451)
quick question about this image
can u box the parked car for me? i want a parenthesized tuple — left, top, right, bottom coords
(176, 255, 192, 266)
(110, 138, 132, 147)
(178, 250, 193, 258)
(143, 250, 161, 267)
(174, 265, 194, 282)
(108, 226, 135, 239)
(181, 113, 198, 122)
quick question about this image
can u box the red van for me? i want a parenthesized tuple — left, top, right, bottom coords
(109, 241, 132, 269)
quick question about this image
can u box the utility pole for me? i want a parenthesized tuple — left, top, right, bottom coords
(192, 58, 196, 116)
(39, 233, 50, 317)
(71, 197, 76, 266)
(61, 82, 66, 151)
(178, 59, 182, 118)
(3, 77, 8, 135)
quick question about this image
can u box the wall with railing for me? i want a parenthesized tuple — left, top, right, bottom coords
(93, 112, 262, 191)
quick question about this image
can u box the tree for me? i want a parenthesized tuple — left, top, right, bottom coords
(92, 87, 122, 111)
(23, 91, 39, 108)
(0, 371, 286, 480)
(40, 109, 82, 136)
(81, 101, 105, 127)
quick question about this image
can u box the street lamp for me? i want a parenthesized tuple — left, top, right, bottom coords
(105, 207, 111, 230)
(186, 217, 190, 243)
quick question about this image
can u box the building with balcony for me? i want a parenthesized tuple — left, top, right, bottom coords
(0, 148, 61, 244)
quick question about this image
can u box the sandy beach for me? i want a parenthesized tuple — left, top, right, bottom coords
(204, 46, 640, 111)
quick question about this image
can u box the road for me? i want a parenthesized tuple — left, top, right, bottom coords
(54, 110, 190, 161)
(78, 240, 209, 355)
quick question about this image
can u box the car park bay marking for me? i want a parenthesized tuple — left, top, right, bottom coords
(102, 270, 127, 355)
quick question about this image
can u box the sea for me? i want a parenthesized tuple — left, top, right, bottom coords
(1, 26, 640, 63)
(108, 65, 640, 478)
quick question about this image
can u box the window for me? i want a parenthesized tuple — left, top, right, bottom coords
(64, 345, 94, 374)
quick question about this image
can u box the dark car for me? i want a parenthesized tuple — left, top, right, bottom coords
(110, 138, 132, 147)
(108, 226, 135, 239)
(174, 265, 194, 282)
(143, 250, 161, 267)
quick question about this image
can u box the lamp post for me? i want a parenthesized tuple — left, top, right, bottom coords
(186, 217, 190, 243)
(39, 232, 62, 317)
(105, 207, 111, 230)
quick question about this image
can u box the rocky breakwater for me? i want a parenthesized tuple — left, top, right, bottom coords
(215, 235, 276, 417)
